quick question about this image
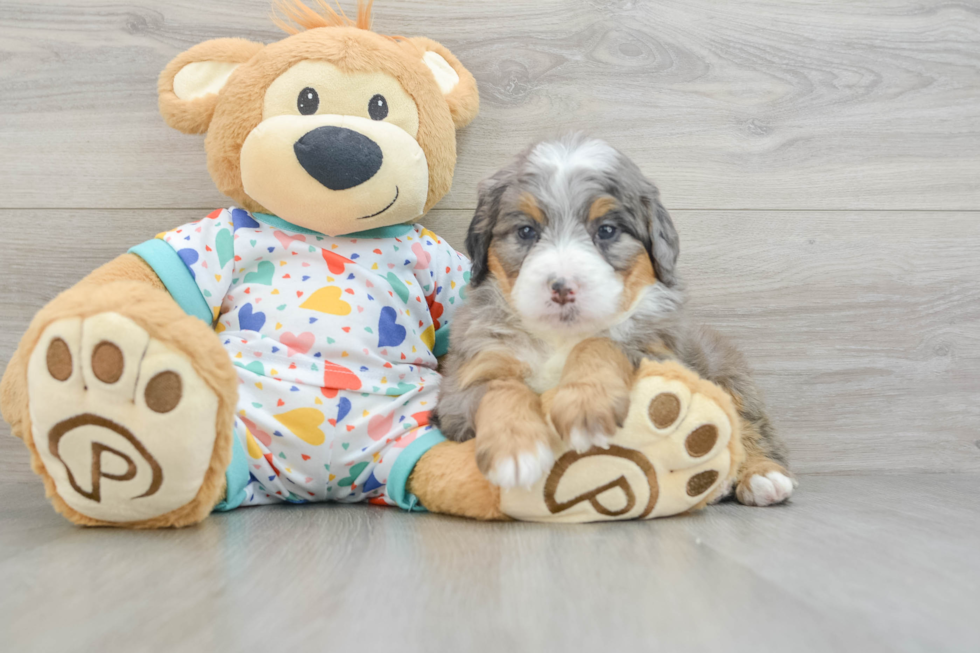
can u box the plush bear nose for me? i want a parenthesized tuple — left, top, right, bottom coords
(293, 126, 383, 191)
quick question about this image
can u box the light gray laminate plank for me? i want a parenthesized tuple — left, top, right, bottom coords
(0, 0, 978, 210)
(1, 209, 978, 480)
(0, 474, 976, 653)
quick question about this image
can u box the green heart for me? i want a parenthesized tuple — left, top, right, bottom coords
(278, 452, 286, 459)
(326, 337, 335, 344)
(250, 239, 257, 247)
(341, 443, 350, 450)
(244, 260, 275, 285)
(278, 304, 287, 310)
(337, 461, 368, 487)
(386, 382, 416, 397)
(385, 272, 410, 303)
(203, 289, 212, 297)
(234, 361, 265, 376)
(216, 229, 234, 268)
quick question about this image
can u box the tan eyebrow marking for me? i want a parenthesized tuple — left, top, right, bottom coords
(518, 192, 546, 224)
(588, 196, 619, 222)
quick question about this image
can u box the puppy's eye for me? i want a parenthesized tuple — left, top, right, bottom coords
(517, 225, 537, 241)
(298, 87, 319, 115)
(369, 94, 389, 120)
(597, 224, 618, 240)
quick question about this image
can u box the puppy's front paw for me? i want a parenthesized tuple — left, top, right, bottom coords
(736, 467, 797, 506)
(549, 382, 630, 453)
(475, 419, 556, 489)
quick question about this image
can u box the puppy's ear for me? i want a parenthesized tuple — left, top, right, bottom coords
(465, 174, 507, 286)
(159, 38, 265, 134)
(408, 37, 480, 129)
(640, 183, 680, 287)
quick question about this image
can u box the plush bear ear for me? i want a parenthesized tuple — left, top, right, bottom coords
(159, 38, 265, 134)
(408, 37, 480, 129)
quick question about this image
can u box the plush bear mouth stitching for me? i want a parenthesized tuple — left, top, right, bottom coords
(357, 186, 399, 220)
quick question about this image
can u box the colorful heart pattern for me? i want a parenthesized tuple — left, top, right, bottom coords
(159, 208, 470, 508)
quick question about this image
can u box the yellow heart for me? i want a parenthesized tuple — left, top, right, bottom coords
(270, 368, 279, 375)
(421, 325, 435, 351)
(314, 397, 322, 405)
(246, 431, 263, 459)
(300, 286, 351, 315)
(274, 408, 325, 446)
(271, 289, 280, 295)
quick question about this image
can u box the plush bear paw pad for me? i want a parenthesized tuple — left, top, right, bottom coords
(27, 313, 220, 523)
(499, 363, 736, 522)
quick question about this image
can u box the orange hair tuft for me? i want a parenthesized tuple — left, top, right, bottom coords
(272, 0, 374, 34)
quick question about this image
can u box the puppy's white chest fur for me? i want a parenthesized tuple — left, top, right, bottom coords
(524, 332, 590, 394)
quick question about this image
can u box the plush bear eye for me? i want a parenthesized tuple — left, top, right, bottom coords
(369, 94, 389, 120)
(297, 87, 319, 115)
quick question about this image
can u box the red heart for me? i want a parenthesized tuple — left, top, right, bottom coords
(301, 454, 311, 461)
(277, 399, 285, 407)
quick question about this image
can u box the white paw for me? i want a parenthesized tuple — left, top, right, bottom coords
(27, 313, 220, 522)
(568, 427, 611, 454)
(487, 442, 555, 489)
(737, 471, 796, 506)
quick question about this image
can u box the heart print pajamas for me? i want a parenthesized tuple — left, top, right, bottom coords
(130, 208, 469, 511)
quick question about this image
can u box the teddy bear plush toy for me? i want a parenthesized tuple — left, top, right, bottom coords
(0, 0, 741, 527)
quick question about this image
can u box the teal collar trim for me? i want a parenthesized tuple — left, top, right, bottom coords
(251, 212, 414, 239)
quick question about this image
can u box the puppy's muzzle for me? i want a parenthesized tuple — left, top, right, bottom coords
(550, 277, 577, 306)
(294, 126, 383, 191)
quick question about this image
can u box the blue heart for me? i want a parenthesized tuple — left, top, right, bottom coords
(361, 470, 384, 493)
(177, 248, 198, 279)
(377, 306, 406, 347)
(232, 208, 260, 231)
(238, 303, 266, 332)
(336, 397, 351, 423)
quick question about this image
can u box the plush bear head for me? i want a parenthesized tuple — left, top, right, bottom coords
(158, 1, 479, 236)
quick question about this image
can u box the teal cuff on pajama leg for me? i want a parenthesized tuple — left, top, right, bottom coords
(387, 428, 448, 512)
(212, 423, 250, 512)
(131, 237, 247, 512)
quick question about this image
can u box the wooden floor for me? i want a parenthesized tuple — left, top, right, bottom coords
(2, 473, 978, 652)
(1, 1, 979, 651)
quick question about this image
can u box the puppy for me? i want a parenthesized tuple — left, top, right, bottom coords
(434, 134, 794, 506)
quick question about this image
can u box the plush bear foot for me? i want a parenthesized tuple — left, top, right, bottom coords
(499, 361, 744, 523)
(26, 312, 225, 526)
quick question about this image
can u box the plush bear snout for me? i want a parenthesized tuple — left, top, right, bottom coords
(293, 126, 384, 191)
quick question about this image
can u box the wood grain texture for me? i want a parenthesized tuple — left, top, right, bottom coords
(1, 473, 978, 652)
(1, 0, 979, 210)
(2, 209, 978, 478)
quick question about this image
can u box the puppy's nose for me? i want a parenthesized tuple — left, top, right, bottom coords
(550, 278, 576, 305)
(294, 126, 383, 191)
